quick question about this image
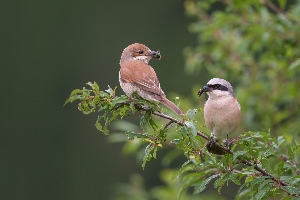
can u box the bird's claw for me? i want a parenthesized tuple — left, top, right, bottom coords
(224, 134, 232, 149)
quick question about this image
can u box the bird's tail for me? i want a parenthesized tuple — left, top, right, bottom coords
(161, 98, 184, 115)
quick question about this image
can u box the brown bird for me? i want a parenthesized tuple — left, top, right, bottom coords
(119, 43, 184, 115)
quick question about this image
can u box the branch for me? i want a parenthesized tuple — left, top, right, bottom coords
(126, 102, 298, 197)
(109, 101, 298, 197)
(263, 0, 284, 14)
(261, 0, 288, 17)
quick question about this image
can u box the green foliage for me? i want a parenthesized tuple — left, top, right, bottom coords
(66, 81, 300, 199)
(65, 82, 131, 134)
(111, 170, 226, 200)
(65, 82, 193, 169)
(178, 131, 300, 199)
(184, 0, 300, 138)
(65, 0, 300, 199)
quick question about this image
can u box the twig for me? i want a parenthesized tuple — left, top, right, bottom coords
(162, 120, 174, 132)
(115, 102, 299, 197)
(262, 0, 286, 15)
(153, 111, 185, 126)
(261, 0, 290, 20)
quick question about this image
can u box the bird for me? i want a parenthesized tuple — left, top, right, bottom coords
(198, 78, 241, 154)
(119, 43, 184, 115)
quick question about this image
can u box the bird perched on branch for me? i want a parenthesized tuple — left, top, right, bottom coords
(119, 43, 184, 115)
(198, 78, 241, 154)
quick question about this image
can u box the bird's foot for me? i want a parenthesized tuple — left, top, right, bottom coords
(224, 134, 238, 149)
(211, 135, 217, 144)
(224, 134, 231, 149)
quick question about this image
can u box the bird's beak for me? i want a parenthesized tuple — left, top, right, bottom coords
(148, 50, 161, 60)
(197, 85, 212, 96)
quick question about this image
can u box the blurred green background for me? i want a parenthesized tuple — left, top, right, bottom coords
(3, 0, 300, 199)
(1, 1, 198, 199)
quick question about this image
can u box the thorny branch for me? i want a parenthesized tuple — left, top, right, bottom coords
(118, 101, 299, 197)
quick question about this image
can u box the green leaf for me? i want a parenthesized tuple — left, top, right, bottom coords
(254, 183, 272, 200)
(237, 188, 251, 199)
(95, 121, 104, 132)
(125, 131, 152, 140)
(105, 85, 114, 95)
(231, 175, 241, 186)
(277, 161, 285, 176)
(96, 121, 109, 135)
(142, 143, 158, 169)
(233, 150, 248, 160)
(220, 154, 234, 170)
(149, 118, 159, 132)
(250, 176, 267, 188)
(238, 182, 248, 196)
(273, 136, 285, 149)
(277, 0, 286, 10)
(194, 174, 219, 194)
(170, 138, 183, 144)
(186, 109, 198, 120)
(280, 176, 300, 186)
(258, 179, 273, 190)
(178, 172, 205, 198)
(87, 81, 100, 93)
(64, 89, 83, 106)
(130, 101, 136, 114)
(184, 121, 197, 137)
(111, 95, 128, 106)
(140, 111, 158, 131)
(289, 59, 300, 70)
(284, 186, 300, 196)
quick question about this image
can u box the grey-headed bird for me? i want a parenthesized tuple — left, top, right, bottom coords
(119, 43, 184, 115)
(198, 78, 241, 154)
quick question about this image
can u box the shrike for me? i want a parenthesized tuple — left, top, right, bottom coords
(119, 43, 184, 115)
(198, 78, 241, 154)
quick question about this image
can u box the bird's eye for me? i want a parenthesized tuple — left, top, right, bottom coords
(215, 84, 221, 88)
(138, 50, 143, 55)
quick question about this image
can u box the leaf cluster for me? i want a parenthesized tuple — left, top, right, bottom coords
(65, 83, 300, 199)
(65, 82, 203, 169)
(64, 1, 300, 199)
(184, 0, 300, 137)
(179, 131, 300, 199)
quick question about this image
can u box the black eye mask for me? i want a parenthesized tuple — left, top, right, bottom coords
(209, 84, 228, 92)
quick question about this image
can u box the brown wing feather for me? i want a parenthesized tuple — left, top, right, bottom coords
(120, 60, 165, 96)
(120, 60, 184, 115)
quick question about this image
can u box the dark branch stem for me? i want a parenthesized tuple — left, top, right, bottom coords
(261, 0, 287, 16)
(153, 111, 185, 126)
(119, 102, 298, 197)
(162, 120, 174, 131)
(153, 111, 211, 141)
(150, 111, 295, 196)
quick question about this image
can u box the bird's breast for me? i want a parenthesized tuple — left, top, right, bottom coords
(204, 97, 241, 139)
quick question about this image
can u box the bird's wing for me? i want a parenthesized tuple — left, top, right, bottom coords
(120, 60, 165, 96)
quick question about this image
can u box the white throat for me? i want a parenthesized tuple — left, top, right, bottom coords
(208, 90, 232, 99)
(133, 56, 150, 64)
